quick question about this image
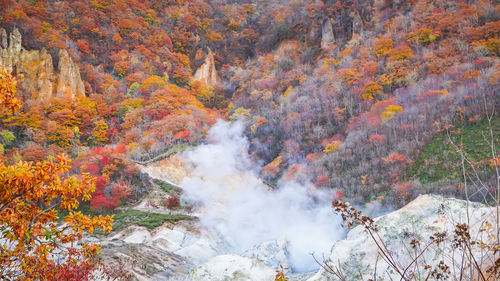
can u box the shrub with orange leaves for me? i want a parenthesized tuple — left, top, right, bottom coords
(0, 67, 22, 113)
(361, 81, 383, 100)
(408, 28, 439, 44)
(490, 156, 500, 169)
(382, 152, 407, 163)
(0, 155, 113, 280)
(380, 104, 403, 121)
(91, 120, 109, 145)
(374, 37, 394, 57)
(275, 265, 289, 281)
(323, 140, 342, 153)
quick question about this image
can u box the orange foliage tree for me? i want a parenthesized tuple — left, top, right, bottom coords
(0, 67, 22, 113)
(0, 66, 113, 280)
(0, 155, 113, 279)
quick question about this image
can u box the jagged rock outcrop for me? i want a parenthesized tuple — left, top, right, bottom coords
(307, 195, 497, 281)
(56, 49, 85, 99)
(193, 48, 219, 87)
(321, 19, 335, 50)
(352, 11, 363, 35)
(0, 28, 84, 101)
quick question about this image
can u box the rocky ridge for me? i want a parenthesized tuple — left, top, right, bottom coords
(0, 28, 85, 101)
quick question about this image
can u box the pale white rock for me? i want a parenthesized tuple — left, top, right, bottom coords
(307, 194, 497, 281)
(185, 254, 276, 281)
(243, 237, 291, 269)
(193, 48, 219, 87)
(152, 228, 186, 252)
(174, 238, 218, 263)
(123, 229, 152, 244)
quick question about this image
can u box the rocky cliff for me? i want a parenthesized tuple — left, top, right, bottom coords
(0, 28, 85, 101)
(193, 49, 219, 87)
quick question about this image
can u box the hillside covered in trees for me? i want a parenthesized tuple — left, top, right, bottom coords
(0, 0, 499, 280)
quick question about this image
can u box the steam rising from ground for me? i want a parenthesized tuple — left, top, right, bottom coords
(180, 120, 343, 272)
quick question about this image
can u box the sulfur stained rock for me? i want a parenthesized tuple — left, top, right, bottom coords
(0, 28, 85, 101)
(56, 49, 85, 99)
(193, 48, 219, 87)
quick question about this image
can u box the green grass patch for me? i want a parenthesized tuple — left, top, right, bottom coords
(154, 179, 176, 193)
(110, 210, 192, 232)
(59, 205, 192, 234)
(406, 117, 500, 184)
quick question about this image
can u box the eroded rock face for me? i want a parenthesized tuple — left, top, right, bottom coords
(193, 49, 219, 87)
(100, 221, 222, 280)
(56, 49, 85, 99)
(352, 11, 363, 35)
(307, 195, 497, 281)
(0, 28, 84, 101)
(320, 19, 335, 50)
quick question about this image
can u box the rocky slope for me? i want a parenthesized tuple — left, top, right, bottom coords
(308, 194, 497, 281)
(97, 152, 498, 281)
(182, 194, 497, 281)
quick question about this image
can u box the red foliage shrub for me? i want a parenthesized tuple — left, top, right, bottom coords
(90, 194, 111, 211)
(262, 163, 279, 177)
(173, 130, 191, 140)
(394, 181, 413, 192)
(44, 259, 132, 281)
(334, 189, 344, 200)
(100, 156, 110, 166)
(95, 176, 109, 189)
(84, 164, 101, 175)
(165, 196, 180, 209)
(315, 174, 329, 186)
(366, 115, 382, 130)
(305, 153, 322, 162)
(369, 134, 387, 145)
(76, 39, 91, 55)
(382, 152, 407, 163)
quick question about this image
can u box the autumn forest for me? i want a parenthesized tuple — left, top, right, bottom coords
(0, 0, 499, 280)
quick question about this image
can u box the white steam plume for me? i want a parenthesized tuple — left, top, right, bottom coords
(180, 120, 343, 272)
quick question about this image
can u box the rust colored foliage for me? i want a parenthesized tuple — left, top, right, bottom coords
(0, 67, 22, 113)
(0, 155, 113, 280)
(165, 196, 180, 209)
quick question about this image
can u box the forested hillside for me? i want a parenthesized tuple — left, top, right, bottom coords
(0, 0, 498, 209)
(0, 1, 499, 278)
